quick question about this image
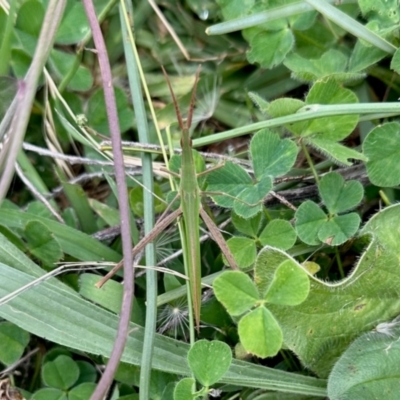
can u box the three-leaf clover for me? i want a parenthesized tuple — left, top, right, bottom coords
(33, 355, 96, 400)
(225, 212, 297, 269)
(213, 259, 310, 358)
(295, 172, 364, 246)
(174, 340, 232, 400)
(207, 129, 298, 219)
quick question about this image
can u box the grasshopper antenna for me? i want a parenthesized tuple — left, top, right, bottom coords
(161, 65, 201, 131)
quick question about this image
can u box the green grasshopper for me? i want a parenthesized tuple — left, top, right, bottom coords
(96, 67, 238, 329)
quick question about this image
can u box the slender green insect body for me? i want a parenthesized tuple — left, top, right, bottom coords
(163, 66, 203, 329)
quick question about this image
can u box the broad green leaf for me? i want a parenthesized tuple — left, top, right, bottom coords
(0, 235, 327, 395)
(318, 172, 364, 214)
(129, 184, 166, 217)
(302, 79, 359, 140)
(32, 388, 67, 400)
(266, 98, 306, 136)
(306, 138, 368, 166)
(188, 340, 232, 386)
(89, 199, 121, 226)
(295, 201, 327, 245)
(23, 220, 63, 266)
(256, 204, 400, 376)
(86, 87, 134, 134)
(55, 2, 90, 44)
(359, 0, 400, 25)
(233, 174, 272, 218)
(259, 219, 297, 250)
(348, 39, 387, 72)
(79, 274, 145, 326)
(173, 378, 196, 400)
(225, 237, 256, 269)
(0, 321, 29, 365)
(207, 161, 253, 209)
(238, 307, 283, 358)
(75, 361, 97, 384)
(0, 208, 121, 262)
(231, 212, 262, 238)
(250, 130, 298, 179)
(328, 324, 400, 400)
(213, 271, 259, 316)
(247, 29, 294, 69)
(264, 260, 310, 306)
(15, 0, 44, 37)
(50, 49, 93, 92)
(42, 355, 79, 390)
(363, 122, 400, 187)
(248, 92, 270, 114)
(390, 47, 400, 74)
(61, 181, 97, 234)
(317, 213, 361, 246)
(68, 383, 96, 400)
(284, 49, 364, 83)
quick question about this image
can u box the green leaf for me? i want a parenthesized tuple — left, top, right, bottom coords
(79, 274, 145, 326)
(247, 28, 294, 69)
(302, 79, 359, 140)
(348, 39, 387, 72)
(238, 307, 283, 358)
(42, 355, 79, 390)
(264, 260, 310, 306)
(250, 130, 298, 179)
(318, 172, 364, 214)
(32, 388, 67, 400)
(89, 199, 121, 226)
(317, 213, 361, 246)
(75, 361, 97, 384)
(0, 208, 121, 262)
(206, 161, 253, 209)
(233, 174, 272, 218)
(0, 235, 327, 394)
(129, 184, 166, 217)
(259, 219, 297, 250)
(359, 0, 400, 25)
(61, 181, 97, 234)
(0, 322, 29, 365)
(50, 49, 93, 92)
(24, 220, 63, 266)
(295, 201, 327, 245)
(188, 340, 232, 386)
(86, 87, 134, 134)
(213, 271, 259, 316)
(68, 383, 96, 400)
(55, 2, 90, 45)
(390, 47, 400, 74)
(306, 138, 368, 166)
(173, 378, 196, 400)
(266, 98, 306, 136)
(231, 212, 262, 238)
(363, 122, 400, 187)
(284, 49, 364, 83)
(15, 0, 44, 37)
(328, 324, 400, 399)
(255, 203, 400, 377)
(225, 237, 256, 269)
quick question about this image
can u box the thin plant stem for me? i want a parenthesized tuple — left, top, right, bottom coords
(81, 1, 134, 398)
(300, 140, 319, 184)
(335, 247, 344, 279)
(120, 2, 157, 398)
